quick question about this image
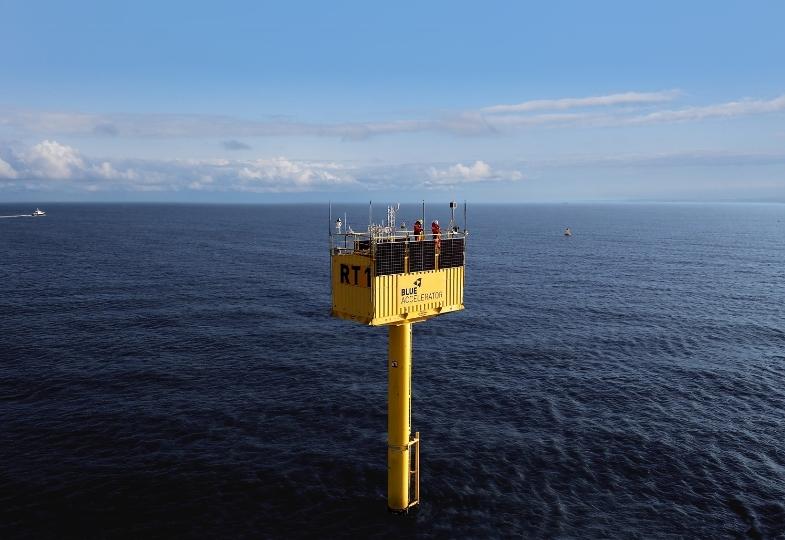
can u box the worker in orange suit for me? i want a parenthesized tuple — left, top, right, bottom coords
(413, 220, 424, 241)
(431, 220, 441, 252)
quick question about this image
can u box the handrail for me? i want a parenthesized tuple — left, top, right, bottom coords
(330, 231, 467, 252)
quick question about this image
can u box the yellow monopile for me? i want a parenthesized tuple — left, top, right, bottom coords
(387, 323, 413, 511)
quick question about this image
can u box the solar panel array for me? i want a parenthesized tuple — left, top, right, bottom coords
(438, 238, 465, 269)
(374, 237, 464, 276)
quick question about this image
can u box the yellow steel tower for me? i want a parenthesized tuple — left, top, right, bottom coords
(330, 202, 467, 512)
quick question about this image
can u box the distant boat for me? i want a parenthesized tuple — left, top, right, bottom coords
(564, 227, 572, 236)
(32, 208, 46, 217)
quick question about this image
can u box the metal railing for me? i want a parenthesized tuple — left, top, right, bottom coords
(331, 230, 467, 275)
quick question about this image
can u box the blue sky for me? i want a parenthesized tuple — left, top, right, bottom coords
(1, 1, 784, 202)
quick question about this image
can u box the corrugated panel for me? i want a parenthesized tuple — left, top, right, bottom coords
(374, 274, 397, 319)
(445, 266, 464, 306)
(372, 267, 464, 323)
(331, 254, 373, 322)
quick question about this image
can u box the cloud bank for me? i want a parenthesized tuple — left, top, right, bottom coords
(1, 140, 783, 197)
(0, 140, 529, 193)
(0, 140, 358, 193)
(2, 91, 784, 141)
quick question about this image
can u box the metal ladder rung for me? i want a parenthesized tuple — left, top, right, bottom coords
(407, 432, 420, 508)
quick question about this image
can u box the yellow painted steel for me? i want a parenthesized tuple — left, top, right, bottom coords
(331, 253, 373, 323)
(373, 267, 464, 325)
(331, 257, 464, 326)
(387, 322, 413, 511)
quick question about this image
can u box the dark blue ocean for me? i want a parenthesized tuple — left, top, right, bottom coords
(1, 203, 784, 538)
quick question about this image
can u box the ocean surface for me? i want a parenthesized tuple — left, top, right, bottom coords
(1, 203, 784, 539)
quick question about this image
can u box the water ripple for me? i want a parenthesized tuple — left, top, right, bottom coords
(1, 203, 784, 538)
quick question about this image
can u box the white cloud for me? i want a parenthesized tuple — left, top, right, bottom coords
(0, 157, 17, 178)
(0, 140, 140, 183)
(26, 139, 85, 179)
(626, 94, 785, 125)
(188, 175, 214, 190)
(484, 93, 785, 130)
(4, 139, 784, 197)
(426, 160, 523, 185)
(2, 90, 785, 141)
(90, 161, 139, 181)
(428, 160, 492, 181)
(487, 111, 600, 127)
(0, 140, 534, 193)
(0, 140, 360, 192)
(237, 157, 355, 188)
(482, 90, 681, 114)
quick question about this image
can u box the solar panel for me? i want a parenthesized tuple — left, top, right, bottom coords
(409, 240, 436, 272)
(375, 240, 406, 276)
(439, 238, 464, 268)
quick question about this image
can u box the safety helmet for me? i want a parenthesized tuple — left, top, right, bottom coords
(432, 220, 439, 225)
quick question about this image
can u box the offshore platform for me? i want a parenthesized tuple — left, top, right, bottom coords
(330, 201, 467, 512)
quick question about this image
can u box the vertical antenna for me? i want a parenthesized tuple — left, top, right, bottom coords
(329, 201, 333, 237)
(463, 201, 468, 264)
(422, 200, 425, 229)
(369, 200, 372, 230)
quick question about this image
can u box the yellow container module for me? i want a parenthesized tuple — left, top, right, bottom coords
(331, 257, 465, 326)
(329, 202, 467, 513)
